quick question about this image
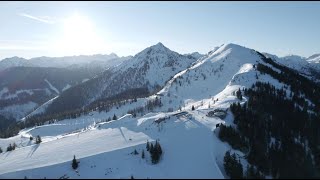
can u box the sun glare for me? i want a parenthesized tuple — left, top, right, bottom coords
(54, 13, 105, 56)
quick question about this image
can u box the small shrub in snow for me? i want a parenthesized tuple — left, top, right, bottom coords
(6, 143, 16, 152)
(35, 135, 42, 144)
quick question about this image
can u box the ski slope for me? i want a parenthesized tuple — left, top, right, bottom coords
(0, 106, 230, 178)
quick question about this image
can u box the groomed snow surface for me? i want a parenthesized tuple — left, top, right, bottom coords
(0, 106, 232, 179)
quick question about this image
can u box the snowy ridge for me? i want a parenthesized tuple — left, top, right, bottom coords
(307, 54, 320, 63)
(184, 52, 204, 60)
(263, 52, 320, 81)
(0, 56, 33, 71)
(0, 53, 126, 71)
(113, 42, 197, 87)
(48, 42, 199, 112)
(156, 43, 261, 109)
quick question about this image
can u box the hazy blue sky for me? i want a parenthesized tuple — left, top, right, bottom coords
(0, 1, 319, 59)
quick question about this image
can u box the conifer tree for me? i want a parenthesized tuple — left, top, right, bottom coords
(134, 149, 138, 155)
(158, 142, 162, 155)
(236, 88, 242, 100)
(72, 155, 79, 169)
(150, 140, 163, 164)
(150, 143, 154, 154)
(142, 149, 145, 159)
(146, 141, 150, 151)
(112, 114, 117, 120)
(245, 164, 264, 179)
(224, 151, 243, 179)
(192, 105, 195, 111)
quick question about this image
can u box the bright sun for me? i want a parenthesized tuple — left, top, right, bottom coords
(54, 13, 105, 56)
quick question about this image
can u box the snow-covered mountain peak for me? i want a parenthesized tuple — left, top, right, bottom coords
(217, 43, 251, 53)
(281, 54, 306, 62)
(155, 42, 165, 47)
(134, 42, 172, 59)
(1, 56, 27, 63)
(205, 43, 248, 58)
(115, 42, 197, 80)
(0, 56, 32, 71)
(307, 54, 320, 63)
(204, 43, 258, 64)
(262, 52, 318, 77)
(308, 53, 320, 60)
(124, 42, 198, 70)
(150, 42, 169, 53)
(107, 53, 119, 59)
